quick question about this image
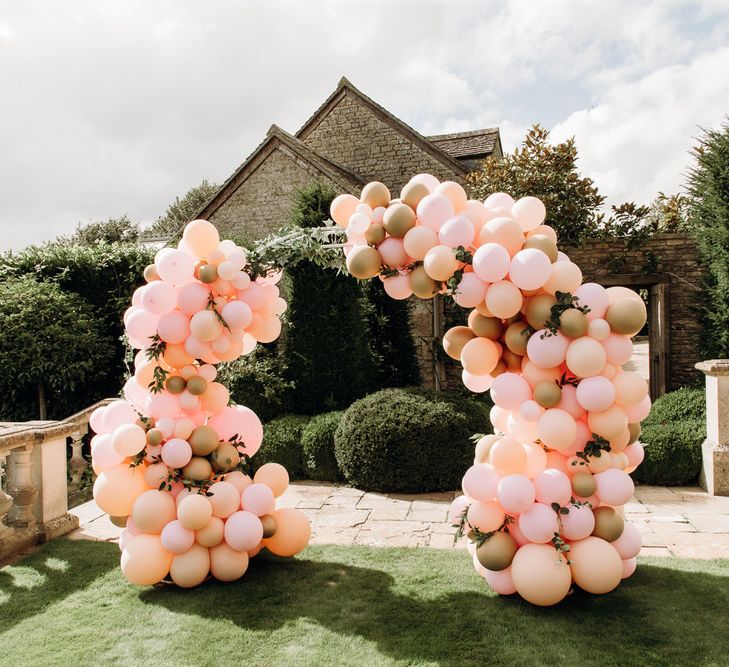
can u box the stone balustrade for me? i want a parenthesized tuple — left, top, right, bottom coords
(696, 360, 729, 496)
(0, 398, 112, 562)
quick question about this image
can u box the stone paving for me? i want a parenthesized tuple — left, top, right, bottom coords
(68, 482, 729, 559)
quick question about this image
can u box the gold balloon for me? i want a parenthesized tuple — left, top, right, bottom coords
(261, 514, 278, 538)
(409, 266, 439, 299)
(468, 311, 502, 340)
(364, 222, 387, 246)
(360, 181, 391, 209)
(189, 425, 219, 456)
(186, 376, 208, 396)
(400, 181, 430, 210)
(534, 381, 562, 408)
(475, 434, 499, 463)
(504, 321, 530, 355)
(383, 203, 416, 238)
(182, 456, 213, 481)
(605, 297, 647, 336)
(592, 506, 624, 542)
(476, 531, 518, 571)
(443, 326, 476, 360)
(559, 308, 589, 338)
(346, 246, 382, 280)
(147, 428, 163, 446)
(110, 515, 128, 528)
(211, 442, 241, 472)
(526, 294, 557, 330)
(490, 360, 508, 377)
(198, 263, 218, 284)
(165, 375, 186, 395)
(571, 471, 597, 498)
(628, 422, 642, 444)
(523, 234, 558, 262)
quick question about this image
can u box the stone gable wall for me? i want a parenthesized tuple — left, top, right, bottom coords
(209, 143, 338, 243)
(301, 94, 463, 193)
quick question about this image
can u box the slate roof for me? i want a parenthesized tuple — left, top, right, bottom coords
(427, 128, 502, 160)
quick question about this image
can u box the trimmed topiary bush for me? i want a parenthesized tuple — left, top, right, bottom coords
(301, 411, 343, 481)
(254, 414, 310, 480)
(633, 420, 704, 486)
(643, 386, 705, 425)
(334, 388, 491, 493)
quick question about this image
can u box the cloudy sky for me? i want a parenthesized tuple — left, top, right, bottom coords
(1, 0, 728, 250)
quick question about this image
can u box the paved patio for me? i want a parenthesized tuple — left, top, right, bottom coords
(68, 482, 729, 559)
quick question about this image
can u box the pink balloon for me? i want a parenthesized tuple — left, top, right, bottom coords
(157, 311, 190, 344)
(595, 469, 635, 506)
(603, 334, 633, 366)
(207, 405, 263, 456)
(141, 281, 177, 315)
(224, 510, 263, 552)
(156, 249, 195, 286)
(472, 243, 510, 283)
(462, 464, 500, 502)
(576, 376, 616, 412)
(123, 377, 148, 411)
(103, 400, 138, 431)
(126, 309, 160, 345)
(560, 504, 595, 540)
(449, 495, 470, 525)
(410, 173, 440, 192)
(519, 400, 543, 422)
(222, 301, 253, 332)
(621, 557, 637, 579)
(156, 417, 175, 439)
(612, 523, 642, 559)
(518, 503, 559, 543)
(89, 406, 108, 434)
(177, 282, 210, 316)
(484, 192, 515, 210)
(484, 565, 517, 595)
(92, 434, 126, 471)
(497, 474, 535, 514)
(438, 216, 475, 248)
(526, 331, 569, 368)
(161, 438, 192, 468)
(383, 274, 413, 300)
(509, 249, 552, 290)
(624, 442, 645, 470)
(575, 283, 609, 320)
(241, 483, 275, 517)
(146, 392, 181, 420)
(160, 519, 196, 554)
(454, 273, 488, 308)
(569, 419, 592, 455)
(462, 370, 493, 393)
(534, 469, 572, 506)
(238, 282, 267, 310)
(624, 395, 652, 423)
(557, 385, 586, 420)
(378, 237, 409, 268)
(491, 373, 532, 410)
(416, 194, 455, 231)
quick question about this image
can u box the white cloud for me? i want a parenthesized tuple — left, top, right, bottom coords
(0, 0, 727, 249)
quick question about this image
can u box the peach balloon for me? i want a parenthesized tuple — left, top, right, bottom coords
(93, 464, 150, 517)
(569, 537, 623, 594)
(462, 464, 500, 502)
(522, 443, 548, 479)
(603, 334, 633, 366)
(210, 542, 250, 581)
(481, 217, 524, 256)
(121, 534, 173, 586)
(588, 404, 629, 440)
(423, 245, 459, 281)
(483, 566, 517, 595)
(544, 261, 582, 295)
(378, 237, 409, 268)
(383, 275, 413, 300)
(132, 490, 177, 534)
(262, 508, 311, 557)
(196, 516, 225, 547)
(566, 337, 607, 377)
(454, 273, 488, 308)
(190, 310, 223, 342)
(183, 219, 220, 259)
(511, 543, 572, 606)
(489, 437, 527, 475)
(511, 196, 546, 232)
(534, 469, 572, 506)
(485, 281, 523, 319)
(417, 193, 455, 231)
(330, 194, 360, 227)
(462, 370, 494, 393)
(253, 463, 289, 497)
(460, 337, 500, 376)
(177, 493, 213, 531)
(467, 500, 505, 532)
(112, 423, 147, 457)
(612, 522, 642, 559)
(537, 409, 577, 451)
(207, 481, 241, 519)
(613, 372, 648, 406)
(170, 543, 210, 588)
(435, 181, 468, 211)
(403, 225, 438, 260)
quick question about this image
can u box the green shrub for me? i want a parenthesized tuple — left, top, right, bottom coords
(301, 411, 343, 481)
(334, 388, 491, 493)
(643, 386, 705, 426)
(0, 277, 115, 420)
(633, 420, 704, 486)
(254, 414, 310, 480)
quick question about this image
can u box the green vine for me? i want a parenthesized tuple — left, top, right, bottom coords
(576, 433, 612, 463)
(540, 291, 591, 338)
(207, 293, 231, 332)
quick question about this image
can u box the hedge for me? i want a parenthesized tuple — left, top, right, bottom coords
(334, 388, 491, 493)
(301, 410, 343, 481)
(253, 414, 311, 480)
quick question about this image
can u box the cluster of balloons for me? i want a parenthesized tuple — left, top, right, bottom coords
(90, 219, 310, 588)
(332, 176, 649, 606)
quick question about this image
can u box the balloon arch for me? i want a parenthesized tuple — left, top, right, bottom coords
(90, 173, 649, 606)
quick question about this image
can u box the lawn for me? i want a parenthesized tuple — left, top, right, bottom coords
(1, 539, 727, 666)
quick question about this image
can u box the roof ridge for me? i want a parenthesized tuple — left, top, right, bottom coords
(428, 128, 500, 140)
(295, 77, 468, 177)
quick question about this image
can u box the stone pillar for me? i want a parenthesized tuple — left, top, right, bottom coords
(6, 445, 36, 526)
(695, 360, 729, 496)
(68, 429, 87, 493)
(0, 452, 14, 540)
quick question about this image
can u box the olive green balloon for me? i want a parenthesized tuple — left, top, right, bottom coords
(110, 515, 128, 528)
(400, 181, 430, 210)
(559, 308, 589, 338)
(534, 381, 562, 408)
(365, 222, 387, 246)
(410, 266, 439, 299)
(198, 263, 218, 284)
(571, 471, 597, 498)
(526, 294, 557, 330)
(186, 376, 208, 396)
(182, 456, 213, 481)
(628, 422, 642, 445)
(523, 234, 558, 262)
(504, 321, 530, 355)
(189, 425, 220, 456)
(469, 312, 502, 340)
(443, 326, 476, 360)
(347, 246, 382, 280)
(491, 360, 508, 377)
(261, 514, 278, 538)
(165, 375, 186, 395)
(383, 203, 416, 238)
(211, 442, 240, 472)
(592, 506, 625, 542)
(146, 428, 164, 447)
(360, 181, 391, 209)
(605, 298, 647, 336)
(476, 531, 518, 571)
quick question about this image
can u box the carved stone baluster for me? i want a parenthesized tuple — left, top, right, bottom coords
(0, 452, 14, 536)
(68, 430, 87, 493)
(6, 445, 36, 527)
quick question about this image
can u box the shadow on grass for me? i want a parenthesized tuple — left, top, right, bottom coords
(139, 547, 729, 665)
(0, 539, 119, 634)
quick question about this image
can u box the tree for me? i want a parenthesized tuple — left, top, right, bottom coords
(59, 215, 140, 246)
(687, 119, 729, 358)
(467, 124, 604, 247)
(145, 179, 219, 239)
(0, 277, 115, 420)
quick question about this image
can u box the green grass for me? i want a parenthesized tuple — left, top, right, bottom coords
(2, 540, 728, 666)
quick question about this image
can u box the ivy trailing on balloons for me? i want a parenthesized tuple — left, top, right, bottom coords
(331, 174, 650, 607)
